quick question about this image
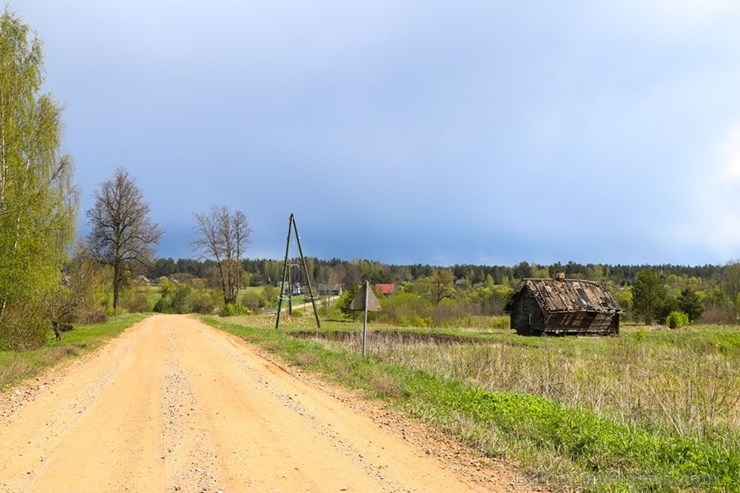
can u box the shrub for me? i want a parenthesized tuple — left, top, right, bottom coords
(120, 292, 150, 313)
(221, 303, 237, 317)
(242, 290, 265, 312)
(220, 303, 247, 317)
(377, 292, 433, 326)
(190, 290, 219, 314)
(0, 303, 47, 351)
(665, 310, 690, 329)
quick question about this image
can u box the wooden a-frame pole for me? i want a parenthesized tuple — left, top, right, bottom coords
(275, 214, 321, 329)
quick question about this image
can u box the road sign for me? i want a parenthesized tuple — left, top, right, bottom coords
(349, 283, 382, 312)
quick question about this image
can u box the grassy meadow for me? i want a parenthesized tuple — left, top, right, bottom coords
(206, 314, 740, 492)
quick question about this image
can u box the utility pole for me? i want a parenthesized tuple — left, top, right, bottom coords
(275, 213, 321, 329)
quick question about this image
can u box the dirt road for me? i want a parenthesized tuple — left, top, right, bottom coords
(0, 315, 537, 492)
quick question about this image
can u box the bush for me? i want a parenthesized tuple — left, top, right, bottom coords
(665, 310, 690, 329)
(120, 292, 150, 313)
(220, 303, 247, 317)
(242, 290, 266, 312)
(376, 292, 432, 326)
(0, 303, 47, 351)
(190, 290, 219, 314)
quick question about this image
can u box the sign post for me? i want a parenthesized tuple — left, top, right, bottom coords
(349, 280, 382, 357)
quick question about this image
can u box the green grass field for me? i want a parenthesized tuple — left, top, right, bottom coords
(205, 315, 740, 492)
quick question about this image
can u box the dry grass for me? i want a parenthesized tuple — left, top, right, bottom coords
(207, 315, 740, 491)
(363, 326, 740, 441)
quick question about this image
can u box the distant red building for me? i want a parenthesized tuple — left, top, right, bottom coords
(374, 284, 396, 296)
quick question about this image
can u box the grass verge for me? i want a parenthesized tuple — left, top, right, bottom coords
(204, 316, 739, 492)
(0, 313, 148, 390)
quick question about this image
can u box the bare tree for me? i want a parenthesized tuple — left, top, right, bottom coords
(86, 168, 162, 312)
(191, 205, 251, 306)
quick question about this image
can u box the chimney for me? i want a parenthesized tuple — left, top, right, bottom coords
(556, 271, 566, 282)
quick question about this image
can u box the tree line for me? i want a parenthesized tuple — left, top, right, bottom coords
(144, 256, 740, 326)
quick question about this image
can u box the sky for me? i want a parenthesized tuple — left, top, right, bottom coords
(10, 1, 740, 267)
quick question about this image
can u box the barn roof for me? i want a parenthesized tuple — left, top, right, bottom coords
(506, 278, 621, 314)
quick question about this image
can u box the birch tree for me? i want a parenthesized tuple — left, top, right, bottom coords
(0, 10, 77, 349)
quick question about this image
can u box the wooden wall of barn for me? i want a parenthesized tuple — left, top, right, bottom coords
(508, 292, 545, 335)
(508, 290, 619, 336)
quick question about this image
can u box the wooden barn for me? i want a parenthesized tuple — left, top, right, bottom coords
(504, 277, 621, 336)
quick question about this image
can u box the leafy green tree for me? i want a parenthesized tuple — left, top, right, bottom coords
(512, 261, 532, 280)
(484, 274, 494, 288)
(678, 287, 704, 322)
(632, 270, 667, 324)
(87, 168, 162, 313)
(721, 262, 740, 305)
(0, 10, 77, 349)
(338, 283, 360, 318)
(426, 269, 456, 304)
(614, 288, 633, 322)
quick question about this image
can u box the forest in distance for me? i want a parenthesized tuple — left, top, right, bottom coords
(144, 256, 740, 327)
(149, 257, 727, 288)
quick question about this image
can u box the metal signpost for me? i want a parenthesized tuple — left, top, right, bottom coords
(349, 280, 382, 357)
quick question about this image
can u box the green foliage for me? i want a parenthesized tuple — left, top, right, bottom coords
(677, 288, 704, 322)
(262, 284, 278, 304)
(0, 9, 77, 350)
(241, 289, 265, 312)
(614, 288, 633, 321)
(376, 292, 432, 326)
(220, 303, 247, 317)
(0, 302, 47, 351)
(153, 258, 740, 327)
(153, 282, 200, 314)
(190, 290, 219, 314)
(665, 310, 690, 329)
(721, 262, 740, 306)
(632, 270, 667, 324)
(338, 283, 360, 318)
(464, 284, 512, 315)
(412, 381, 738, 492)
